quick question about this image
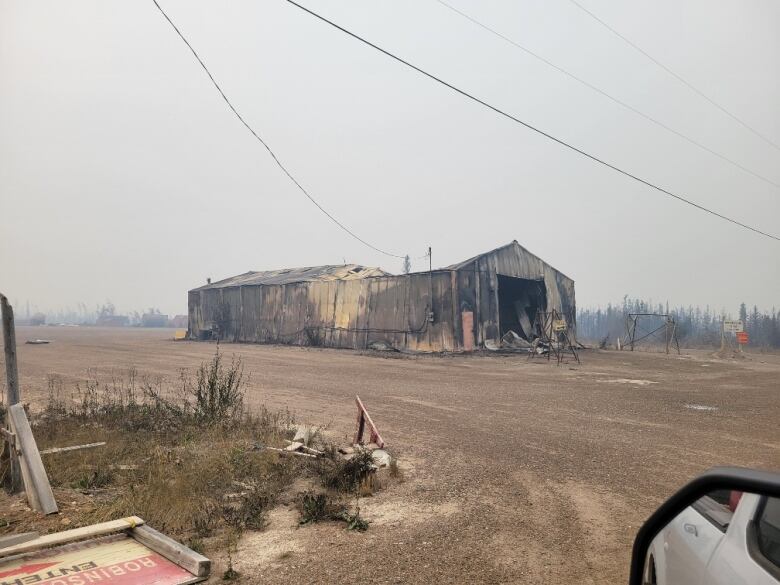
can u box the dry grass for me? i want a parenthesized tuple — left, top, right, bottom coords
(0, 348, 400, 556)
(0, 349, 304, 551)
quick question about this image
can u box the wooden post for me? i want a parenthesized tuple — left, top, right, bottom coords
(1, 294, 20, 406)
(1, 293, 22, 493)
(665, 319, 670, 354)
(672, 322, 681, 354)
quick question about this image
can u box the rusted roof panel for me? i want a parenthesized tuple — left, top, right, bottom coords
(193, 264, 389, 290)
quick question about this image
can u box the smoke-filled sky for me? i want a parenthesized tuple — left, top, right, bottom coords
(2, 0, 778, 317)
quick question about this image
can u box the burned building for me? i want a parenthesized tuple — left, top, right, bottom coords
(188, 241, 575, 352)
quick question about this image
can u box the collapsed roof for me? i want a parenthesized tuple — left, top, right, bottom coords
(193, 264, 389, 290)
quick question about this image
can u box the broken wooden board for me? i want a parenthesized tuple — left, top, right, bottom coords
(265, 447, 317, 458)
(0, 533, 38, 550)
(285, 441, 304, 452)
(0, 518, 145, 559)
(132, 525, 210, 578)
(7, 404, 58, 515)
(40, 442, 106, 455)
(0, 532, 205, 584)
(353, 395, 385, 449)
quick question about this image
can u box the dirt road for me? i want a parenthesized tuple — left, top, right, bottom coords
(8, 327, 780, 584)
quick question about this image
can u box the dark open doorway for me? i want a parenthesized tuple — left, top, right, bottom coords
(497, 275, 547, 340)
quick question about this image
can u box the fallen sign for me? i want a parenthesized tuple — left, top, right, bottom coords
(0, 517, 210, 584)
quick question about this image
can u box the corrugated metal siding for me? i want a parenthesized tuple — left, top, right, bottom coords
(450, 242, 576, 345)
(189, 272, 456, 351)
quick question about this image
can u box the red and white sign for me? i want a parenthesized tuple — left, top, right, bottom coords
(0, 534, 199, 585)
(736, 331, 749, 344)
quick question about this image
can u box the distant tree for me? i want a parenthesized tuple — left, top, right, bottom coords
(577, 296, 780, 349)
(97, 302, 116, 318)
(29, 312, 46, 326)
(402, 255, 411, 274)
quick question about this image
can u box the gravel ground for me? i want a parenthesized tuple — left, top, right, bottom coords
(8, 327, 780, 584)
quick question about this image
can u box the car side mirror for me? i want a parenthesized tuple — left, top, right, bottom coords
(629, 466, 780, 585)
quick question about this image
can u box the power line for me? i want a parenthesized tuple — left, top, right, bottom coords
(150, 0, 405, 259)
(434, 0, 780, 190)
(565, 0, 780, 154)
(284, 0, 780, 242)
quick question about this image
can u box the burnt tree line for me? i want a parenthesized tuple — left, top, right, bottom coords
(577, 296, 780, 349)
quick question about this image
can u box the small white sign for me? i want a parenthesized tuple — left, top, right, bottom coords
(723, 320, 743, 333)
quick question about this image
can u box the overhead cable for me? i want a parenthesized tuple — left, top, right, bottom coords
(285, 0, 780, 242)
(434, 0, 780, 190)
(151, 0, 405, 259)
(566, 0, 780, 154)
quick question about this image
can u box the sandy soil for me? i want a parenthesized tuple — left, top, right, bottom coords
(6, 326, 780, 584)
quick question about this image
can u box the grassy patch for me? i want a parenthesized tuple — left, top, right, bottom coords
(1, 349, 301, 548)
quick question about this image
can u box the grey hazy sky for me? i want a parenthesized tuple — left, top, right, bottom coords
(2, 0, 778, 317)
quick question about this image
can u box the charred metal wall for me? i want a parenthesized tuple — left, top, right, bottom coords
(451, 242, 576, 347)
(188, 242, 575, 352)
(189, 271, 459, 352)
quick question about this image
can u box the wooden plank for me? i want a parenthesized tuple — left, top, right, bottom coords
(354, 395, 385, 448)
(132, 524, 211, 577)
(285, 441, 304, 451)
(7, 404, 58, 514)
(0, 517, 144, 558)
(40, 441, 106, 455)
(0, 532, 38, 549)
(265, 447, 317, 458)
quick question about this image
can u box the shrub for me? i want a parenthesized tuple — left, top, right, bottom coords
(297, 491, 346, 525)
(187, 350, 245, 424)
(319, 448, 375, 493)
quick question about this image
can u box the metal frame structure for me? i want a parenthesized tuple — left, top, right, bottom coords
(529, 308, 580, 365)
(623, 313, 680, 355)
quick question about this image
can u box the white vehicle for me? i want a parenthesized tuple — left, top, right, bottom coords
(645, 490, 780, 584)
